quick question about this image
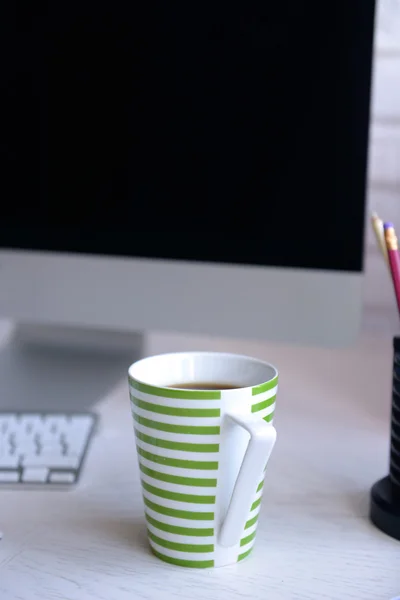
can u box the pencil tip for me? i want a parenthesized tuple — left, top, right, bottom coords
(384, 222, 394, 229)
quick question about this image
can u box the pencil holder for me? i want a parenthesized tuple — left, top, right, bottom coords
(370, 336, 400, 541)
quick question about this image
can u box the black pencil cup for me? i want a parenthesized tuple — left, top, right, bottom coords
(370, 336, 400, 541)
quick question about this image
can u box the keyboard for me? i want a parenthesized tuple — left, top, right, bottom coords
(0, 412, 96, 485)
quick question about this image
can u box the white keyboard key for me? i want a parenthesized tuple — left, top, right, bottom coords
(49, 472, 76, 484)
(0, 453, 19, 469)
(3, 416, 18, 436)
(69, 438, 88, 456)
(70, 415, 93, 432)
(30, 420, 46, 436)
(55, 455, 81, 469)
(43, 417, 66, 436)
(0, 416, 10, 434)
(0, 471, 19, 482)
(0, 438, 9, 454)
(40, 441, 63, 453)
(22, 416, 44, 435)
(9, 419, 27, 438)
(38, 440, 61, 450)
(16, 442, 38, 455)
(22, 453, 81, 469)
(22, 467, 49, 483)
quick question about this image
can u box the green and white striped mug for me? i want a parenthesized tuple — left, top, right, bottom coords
(128, 352, 278, 568)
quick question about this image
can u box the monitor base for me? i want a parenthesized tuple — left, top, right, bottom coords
(0, 323, 143, 412)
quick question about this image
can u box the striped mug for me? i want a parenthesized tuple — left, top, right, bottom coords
(128, 352, 278, 568)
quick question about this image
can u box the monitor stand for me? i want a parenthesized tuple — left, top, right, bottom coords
(0, 323, 143, 412)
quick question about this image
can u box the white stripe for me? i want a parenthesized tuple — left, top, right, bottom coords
(136, 437, 220, 463)
(140, 472, 217, 496)
(144, 506, 215, 530)
(252, 386, 278, 404)
(148, 538, 214, 562)
(146, 522, 215, 546)
(132, 400, 275, 425)
(130, 387, 221, 409)
(255, 487, 263, 502)
(241, 522, 257, 539)
(142, 489, 215, 512)
(138, 455, 218, 480)
(247, 501, 262, 520)
(257, 402, 276, 420)
(239, 536, 257, 555)
(132, 404, 221, 427)
(134, 420, 220, 445)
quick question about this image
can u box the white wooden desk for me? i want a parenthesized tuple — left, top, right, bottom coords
(0, 328, 399, 600)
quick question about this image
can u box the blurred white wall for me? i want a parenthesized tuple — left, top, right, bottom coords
(364, 0, 400, 330)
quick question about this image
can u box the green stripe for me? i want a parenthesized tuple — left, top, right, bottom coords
(264, 413, 274, 423)
(252, 376, 278, 395)
(256, 480, 264, 493)
(251, 395, 276, 413)
(145, 514, 214, 537)
(240, 530, 256, 547)
(130, 377, 221, 399)
(245, 515, 259, 530)
(133, 413, 220, 435)
(135, 429, 219, 453)
(131, 396, 220, 418)
(237, 547, 253, 562)
(142, 481, 215, 504)
(137, 446, 218, 470)
(144, 497, 214, 520)
(151, 547, 214, 568)
(251, 497, 262, 511)
(148, 530, 214, 553)
(140, 464, 217, 487)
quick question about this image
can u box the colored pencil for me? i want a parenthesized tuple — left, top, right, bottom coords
(371, 212, 389, 267)
(384, 222, 400, 317)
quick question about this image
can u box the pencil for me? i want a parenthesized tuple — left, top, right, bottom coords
(384, 222, 400, 317)
(371, 212, 389, 267)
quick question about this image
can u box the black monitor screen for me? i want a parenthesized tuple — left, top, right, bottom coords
(1, 1, 375, 272)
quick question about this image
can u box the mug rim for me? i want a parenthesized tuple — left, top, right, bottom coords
(128, 351, 278, 392)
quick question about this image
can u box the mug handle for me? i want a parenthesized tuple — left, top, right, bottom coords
(219, 412, 277, 548)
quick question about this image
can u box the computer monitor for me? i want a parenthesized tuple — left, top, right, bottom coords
(1, 1, 375, 348)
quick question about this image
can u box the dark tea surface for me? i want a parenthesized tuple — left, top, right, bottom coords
(168, 382, 239, 390)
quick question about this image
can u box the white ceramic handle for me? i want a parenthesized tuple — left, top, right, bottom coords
(219, 413, 277, 548)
